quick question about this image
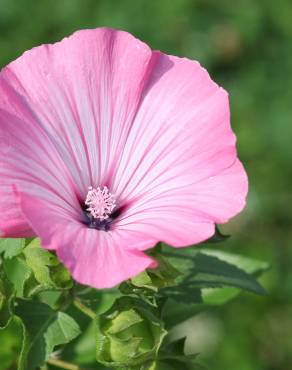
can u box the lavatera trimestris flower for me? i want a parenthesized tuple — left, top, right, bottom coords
(0, 28, 248, 289)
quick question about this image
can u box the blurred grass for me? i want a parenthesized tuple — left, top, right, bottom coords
(0, 0, 292, 369)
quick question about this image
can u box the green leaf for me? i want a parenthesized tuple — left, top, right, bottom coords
(23, 239, 59, 286)
(185, 252, 266, 294)
(154, 337, 202, 369)
(200, 249, 270, 305)
(131, 271, 155, 290)
(201, 249, 270, 276)
(0, 269, 15, 329)
(44, 312, 81, 357)
(160, 286, 203, 305)
(0, 238, 25, 259)
(23, 239, 72, 292)
(201, 287, 239, 305)
(164, 248, 267, 295)
(15, 299, 81, 370)
(3, 257, 32, 297)
(162, 247, 269, 328)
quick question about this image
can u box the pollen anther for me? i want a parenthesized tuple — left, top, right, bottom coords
(85, 186, 116, 221)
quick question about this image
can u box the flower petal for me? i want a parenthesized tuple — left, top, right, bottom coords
(0, 28, 155, 237)
(20, 194, 156, 288)
(0, 28, 154, 190)
(0, 108, 81, 237)
(114, 53, 248, 246)
(0, 193, 34, 237)
(117, 160, 247, 247)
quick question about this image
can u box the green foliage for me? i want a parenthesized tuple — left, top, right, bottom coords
(0, 269, 14, 329)
(0, 239, 79, 369)
(2, 239, 73, 300)
(162, 247, 267, 301)
(0, 238, 25, 259)
(162, 248, 269, 328)
(23, 239, 72, 292)
(202, 249, 270, 277)
(120, 250, 180, 304)
(0, 237, 268, 369)
(44, 311, 81, 357)
(201, 250, 269, 305)
(15, 299, 80, 370)
(0, 319, 23, 370)
(180, 252, 265, 294)
(3, 257, 32, 297)
(132, 337, 205, 370)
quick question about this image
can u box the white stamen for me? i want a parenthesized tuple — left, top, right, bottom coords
(85, 186, 116, 221)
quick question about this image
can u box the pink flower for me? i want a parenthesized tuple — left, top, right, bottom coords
(0, 28, 248, 288)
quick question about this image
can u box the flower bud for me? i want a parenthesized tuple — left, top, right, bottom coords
(96, 296, 167, 368)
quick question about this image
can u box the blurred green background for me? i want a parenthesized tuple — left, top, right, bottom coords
(0, 0, 291, 369)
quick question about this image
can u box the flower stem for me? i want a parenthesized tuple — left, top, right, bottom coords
(47, 357, 80, 370)
(73, 297, 96, 319)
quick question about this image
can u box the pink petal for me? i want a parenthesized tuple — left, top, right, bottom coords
(0, 28, 155, 237)
(20, 194, 156, 288)
(0, 192, 34, 237)
(114, 53, 248, 246)
(0, 109, 81, 237)
(0, 28, 154, 190)
(57, 230, 156, 289)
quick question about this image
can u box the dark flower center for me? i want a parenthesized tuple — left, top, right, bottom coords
(82, 207, 122, 231)
(81, 185, 120, 231)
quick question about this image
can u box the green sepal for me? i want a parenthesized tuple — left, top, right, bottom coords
(147, 249, 181, 289)
(204, 225, 230, 244)
(96, 296, 167, 368)
(119, 247, 180, 303)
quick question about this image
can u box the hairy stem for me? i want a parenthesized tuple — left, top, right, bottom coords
(47, 357, 80, 370)
(73, 297, 96, 319)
